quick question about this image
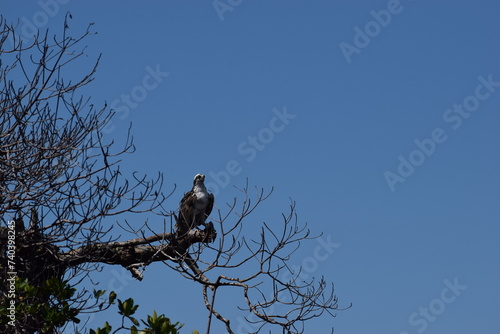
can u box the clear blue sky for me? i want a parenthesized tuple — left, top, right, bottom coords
(3, 1, 500, 333)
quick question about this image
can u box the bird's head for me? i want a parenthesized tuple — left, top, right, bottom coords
(193, 173, 205, 185)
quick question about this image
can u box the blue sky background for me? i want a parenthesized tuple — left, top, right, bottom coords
(2, 1, 500, 333)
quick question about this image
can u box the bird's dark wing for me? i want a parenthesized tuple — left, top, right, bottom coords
(178, 190, 195, 231)
(180, 190, 194, 206)
(205, 193, 214, 219)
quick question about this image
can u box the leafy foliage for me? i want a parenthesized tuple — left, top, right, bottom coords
(89, 292, 193, 334)
(0, 277, 80, 332)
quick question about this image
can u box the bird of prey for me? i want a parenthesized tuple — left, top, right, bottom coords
(177, 173, 214, 233)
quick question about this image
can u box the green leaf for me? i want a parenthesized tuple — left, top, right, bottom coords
(108, 291, 117, 304)
(93, 321, 112, 334)
(94, 289, 106, 298)
(117, 299, 125, 314)
(130, 316, 140, 326)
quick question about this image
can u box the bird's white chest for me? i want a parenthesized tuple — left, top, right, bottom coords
(195, 192, 208, 207)
(193, 186, 209, 210)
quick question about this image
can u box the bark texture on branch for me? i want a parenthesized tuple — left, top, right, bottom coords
(0, 222, 217, 282)
(65, 223, 214, 266)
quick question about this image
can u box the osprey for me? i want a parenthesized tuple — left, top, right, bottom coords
(178, 173, 214, 232)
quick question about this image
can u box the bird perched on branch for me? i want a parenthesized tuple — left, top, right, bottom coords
(177, 173, 214, 233)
